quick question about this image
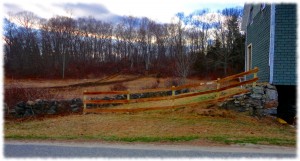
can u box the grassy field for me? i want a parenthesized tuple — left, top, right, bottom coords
(5, 106, 296, 146)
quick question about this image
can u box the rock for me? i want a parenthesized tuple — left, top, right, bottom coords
(249, 107, 254, 116)
(167, 91, 172, 95)
(71, 98, 82, 104)
(234, 100, 240, 104)
(255, 105, 263, 109)
(70, 104, 78, 109)
(143, 92, 152, 98)
(130, 94, 140, 99)
(72, 107, 79, 112)
(250, 93, 263, 99)
(23, 112, 30, 117)
(32, 108, 43, 115)
(14, 101, 26, 115)
(218, 102, 225, 107)
(255, 108, 264, 117)
(47, 108, 56, 114)
(35, 99, 42, 103)
(47, 106, 56, 114)
(14, 106, 25, 115)
(264, 108, 277, 116)
(102, 96, 111, 100)
(23, 109, 33, 117)
(267, 84, 276, 90)
(139, 93, 147, 98)
(32, 100, 44, 110)
(16, 101, 26, 108)
(238, 107, 246, 112)
(181, 89, 189, 93)
(26, 101, 35, 106)
(9, 109, 16, 115)
(77, 98, 83, 104)
(248, 99, 262, 106)
(71, 98, 78, 104)
(233, 94, 245, 100)
(50, 100, 58, 107)
(56, 103, 63, 111)
(245, 92, 252, 97)
(115, 95, 125, 100)
(238, 96, 245, 101)
(49, 105, 56, 110)
(252, 86, 264, 94)
(265, 89, 278, 100)
(264, 100, 278, 108)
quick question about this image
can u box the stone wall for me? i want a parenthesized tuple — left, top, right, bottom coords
(5, 84, 278, 118)
(4, 89, 190, 118)
(219, 83, 278, 117)
(6, 98, 83, 118)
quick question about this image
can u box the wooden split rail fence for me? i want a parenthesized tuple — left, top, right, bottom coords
(83, 67, 259, 114)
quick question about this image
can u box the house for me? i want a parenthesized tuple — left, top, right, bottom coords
(241, 3, 297, 123)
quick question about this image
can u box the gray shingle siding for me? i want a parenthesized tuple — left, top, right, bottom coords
(246, 5, 271, 82)
(273, 4, 297, 85)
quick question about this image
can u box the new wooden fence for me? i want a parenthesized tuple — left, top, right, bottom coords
(83, 67, 259, 114)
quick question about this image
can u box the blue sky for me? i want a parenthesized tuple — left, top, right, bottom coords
(2, 0, 245, 23)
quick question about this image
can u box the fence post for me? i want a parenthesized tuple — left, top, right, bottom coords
(171, 86, 175, 107)
(83, 90, 87, 114)
(172, 86, 175, 96)
(216, 78, 220, 99)
(127, 90, 130, 101)
(253, 67, 258, 87)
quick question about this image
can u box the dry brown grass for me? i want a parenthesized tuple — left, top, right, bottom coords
(4, 78, 101, 88)
(4, 75, 204, 100)
(5, 107, 296, 146)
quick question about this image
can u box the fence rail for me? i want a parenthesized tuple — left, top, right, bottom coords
(83, 67, 259, 114)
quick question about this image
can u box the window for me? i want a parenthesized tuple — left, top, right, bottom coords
(261, 3, 266, 11)
(246, 44, 252, 71)
(248, 6, 254, 25)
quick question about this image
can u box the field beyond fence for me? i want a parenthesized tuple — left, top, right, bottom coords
(83, 67, 259, 114)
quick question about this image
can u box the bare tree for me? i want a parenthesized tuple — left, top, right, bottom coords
(4, 7, 244, 79)
(213, 8, 243, 76)
(4, 11, 42, 77)
(137, 17, 157, 73)
(119, 16, 139, 70)
(170, 13, 194, 83)
(46, 16, 76, 78)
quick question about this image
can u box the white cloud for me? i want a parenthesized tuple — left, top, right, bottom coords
(2, 0, 244, 23)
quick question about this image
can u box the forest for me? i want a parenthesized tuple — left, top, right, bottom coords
(3, 7, 244, 79)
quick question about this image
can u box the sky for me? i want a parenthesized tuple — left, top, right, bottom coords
(2, 0, 246, 23)
(3, 0, 298, 23)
